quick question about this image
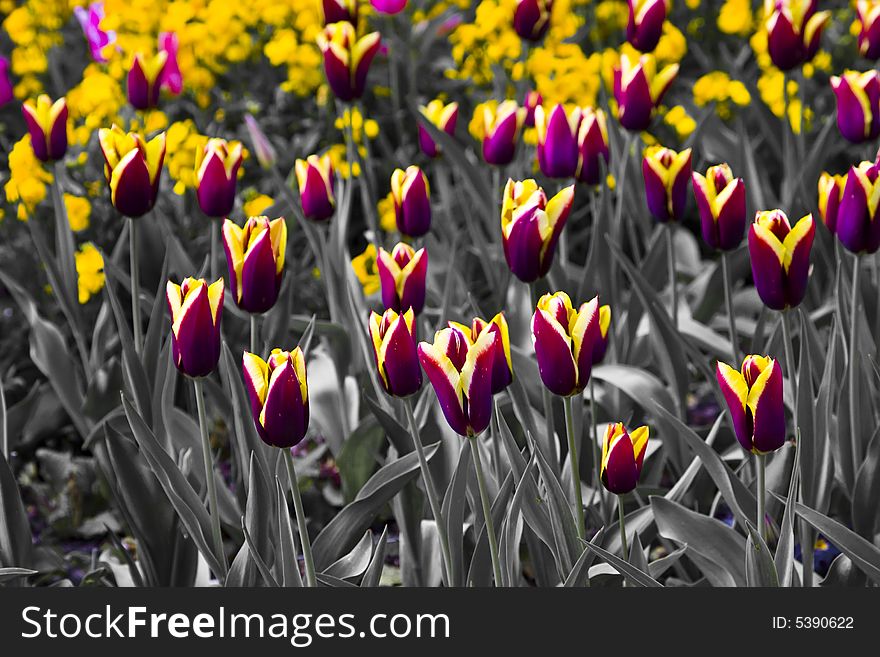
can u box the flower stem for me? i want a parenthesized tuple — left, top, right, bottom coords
(129, 217, 142, 356)
(666, 224, 677, 330)
(250, 314, 260, 356)
(563, 395, 586, 542)
(210, 220, 219, 282)
(193, 377, 225, 580)
(590, 379, 608, 522)
(491, 397, 504, 483)
(721, 250, 740, 364)
(756, 452, 766, 542)
(849, 255, 862, 473)
(617, 495, 628, 561)
(283, 447, 317, 587)
(470, 434, 503, 587)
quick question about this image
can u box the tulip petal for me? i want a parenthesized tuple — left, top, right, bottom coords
(531, 308, 578, 396)
(716, 361, 753, 451)
(747, 359, 786, 454)
(418, 342, 469, 436)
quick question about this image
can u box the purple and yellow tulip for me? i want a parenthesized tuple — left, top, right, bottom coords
(244, 115, 277, 170)
(74, 3, 115, 64)
(642, 146, 691, 223)
(295, 154, 336, 222)
(748, 210, 815, 310)
(477, 100, 526, 166)
(377, 243, 428, 315)
(222, 216, 287, 314)
(98, 125, 166, 218)
(524, 90, 542, 127)
(626, 0, 667, 53)
(576, 108, 610, 186)
(600, 423, 649, 495)
(391, 166, 432, 238)
(127, 51, 168, 110)
(817, 171, 845, 235)
(592, 303, 612, 365)
(166, 277, 224, 378)
(322, 0, 358, 24)
(692, 163, 746, 250)
(831, 71, 880, 144)
(158, 32, 182, 96)
(447, 313, 513, 394)
(0, 57, 11, 107)
(764, 0, 830, 71)
(613, 52, 678, 132)
(195, 138, 244, 218)
(501, 179, 574, 283)
(836, 160, 880, 254)
(242, 348, 309, 448)
(858, 0, 880, 59)
(513, 0, 552, 42)
(716, 355, 786, 454)
(316, 22, 381, 102)
(369, 308, 422, 398)
(22, 95, 68, 162)
(535, 104, 581, 179)
(418, 99, 458, 158)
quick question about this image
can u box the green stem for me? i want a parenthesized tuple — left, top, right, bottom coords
(756, 452, 766, 542)
(194, 378, 225, 580)
(721, 250, 740, 364)
(590, 379, 608, 522)
(617, 495, 628, 561)
(250, 314, 259, 356)
(563, 395, 586, 541)
(470, 435, 503, 587)
(849, 256, 862, 473)
(666, 224, 678, 330)
(491, 397, 504, 483)
(129, 217, 143, 356)
(283, 447, 317, 587)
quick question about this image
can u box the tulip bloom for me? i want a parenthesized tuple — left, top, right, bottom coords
(836, 160, 880, 254)
(166, 277, 224, 378)
(74, 2, 115, 63)
(127, 51, 168, 110)
(476, 100, 526, 165)
(377, 243, 427, 315)
(158, 32, 182, 96)
(831, 71, 880, 144)
(322, 0, 358, 24)
(531, 292, 606, 397)
(418, 99, 458, 158)
(0, 57, 11, 107)
(716, 355, 785, 454)
(295, 154, 336, 222)
(626, 0, 667, 53)
(692, 163, 746, 250)
(535, 104, 581, 179)
(369, 308, 422, 398)
(513, 0, 553, 42)
(316, 22, 381, 102)
(418, 326, 497, 437)
(244, 114, 277, 170)
(642, 146, 691, 223)
(195, 138, 244, 218)
(592, 303, 612, 365)
(600, 423, 649, 495)
(222, 216, 287, 314)
(858, 0, 880, 59)
(501, 179, 574, 282)
(576, 108, 610, 185)
(98, 126, 166, 218)
(372, 0, 407, 14)
(817, 171, 845, 235)
(242, 348, 309, 448)
(524, 90, 542, 127)
(764, 0, 830, 71)
(447, 313, 513, 394)
(613, 52, 678, 132)
(748, 210, 815, 310)
(22, 95, 68, 162)
(391, 166, 431, 237)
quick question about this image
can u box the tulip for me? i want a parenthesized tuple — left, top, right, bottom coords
(244, 115, 277, 170)
(591, 303, 612, 365)
(127, 51, 168, 110)
(369, 308, 422, 397)
(764, 0, 830, 71)
(535, 104, 581, 179)
(0, 57, 11, 107)
(600, 422, 650, 495)
(576, 108, 610, 185)
(836, 160, 880, 254)
(418, 99, 458, 158)
(523, 90, 542, 127)
(501, 179, 574, 282)
(817, 171, 845, 235)
(22, 95, 68, 162)
(716, 355, 785, 454)
(626, 0, 667, 53)
(858, 0, 880, 59)
(447, 313, 513, 394)
(614, 52, 678, 132)
(391, 166, 431, 237)
(477, 100, 527, 166)
(166, 277, 224, 378)
(74, 2, 115, 63)
(158, 32, 182, 96)
(513, 0, 553, 42)
(692, 163, 746, 250)
(242, 348, 309, 448)
(322, 0, 358, 24)
(418, 326, 497, 437)
(831, 70, 880, 144)
(222, 216, 287, 314)
(531, 292, 606, 396)
(748, 210, 815, 310)
(98, 125, 166, 218)
(195, 138, 244, 218)
(642, 146, 691, 223)
(294, 154, 336, 222)
(316, 22, 381, 102)
(372, 0, 407, 14)
(377, 243, 427, 315)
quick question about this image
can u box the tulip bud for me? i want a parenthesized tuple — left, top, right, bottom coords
(614, 52, 678, 132)
(600, 422, 650, 494)
(242, 348, 309, 448)
(535, 104, 581, 179)
(531, 292, 605, 396)
(513, 0, 553, 42)
(836, 161, 880, 254)
(391, 166, 431, 237)
(592, 304, 612, 365)
(127, 51, 168, 110)
(476, 100, 527, 166)
(692, 163, 746, 250)
(448, 313, 513, 394)
(748, 210, 815, 310)
(98, 125, 166, 218)
(817, 171, 845, 235)
(166, 277, 224, 378)
(22, 95, 68, 162)
(831, 71, 880, 144)
(626, 0, 667, 53)
(418, 99, 458, 158)
(501, 179, 574, 282)
(222, 216, 287, 314)
(369, 308, 422, 397)
(642, 146, 692, 223)
(576, 108, 610, 185)
(764, 0, 830, 71)
(244, 115, 277, 170)
(372, 0, 407, 14)
(716, 355, 786, 454)
(377, 243, 428, 315)
(74, 3, 115, 64)
(316, 22, 381, 102)
(858, 0, 880, 59)
(295, 154, 336, 222)
(418, 326, 497, 437)
(322, 0, 358, 24)
(523, 90, 542, 127)
(195, 138, 244, 218)
(158, 32, 182, 96)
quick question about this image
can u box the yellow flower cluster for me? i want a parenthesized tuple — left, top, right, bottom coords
(4, 136, 53, 221)
(242, 191, 276, 217)
(64, 194, 92, 232)
(717, 0, 753, 36)
(1, 0, 68, 99)
(351, 243, 380, 296)
(65, 65, 129, 147)
(75, 242, 105, 304)
(335, 107, 380, 145)
(662, 105, 697, 140)
(693, 71, 751, 120)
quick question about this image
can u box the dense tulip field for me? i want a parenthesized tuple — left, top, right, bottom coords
(1, 0, 880, 590)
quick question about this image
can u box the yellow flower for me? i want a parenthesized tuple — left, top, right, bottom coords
(75, 242, 105, 304)
(351, 243, 380, 296)
(326, 143, 360, 179)
(377, 192, 397, 233)
(64, 194, 92, 232)
(717, 0, 753, 36)
(165, 120, 209, 194)
(4, 135, 53, 221)
(663, 105, 696, 139)
(335, 107, 379, 144)
(243, 193, 275, 217)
